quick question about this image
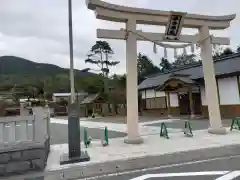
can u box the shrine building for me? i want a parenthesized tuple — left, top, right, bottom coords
(138, 53, 240, 118)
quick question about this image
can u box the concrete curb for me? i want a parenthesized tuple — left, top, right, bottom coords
(2, 144, 240, 180)
(55, 144, 240, 179)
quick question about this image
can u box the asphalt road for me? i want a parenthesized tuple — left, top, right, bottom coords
(88, 155, 240, 180)
(50, 123, 126, 145)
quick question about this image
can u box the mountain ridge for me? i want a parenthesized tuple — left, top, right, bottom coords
(0, 56, 94, 76)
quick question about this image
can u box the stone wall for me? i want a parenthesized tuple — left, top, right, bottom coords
(0, 138, 49, 177)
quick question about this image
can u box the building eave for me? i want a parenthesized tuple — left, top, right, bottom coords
(138, 53, 240, 91)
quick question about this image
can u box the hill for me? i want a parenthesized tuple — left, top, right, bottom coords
(0, 56, 95, 77)
(0, 56, 102, 94)
(0, 56, 125, 99)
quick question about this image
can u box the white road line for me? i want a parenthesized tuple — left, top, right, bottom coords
(81, 154, 240, 180)
(130, 171, 229, 180)
(215, 171, 240, 180)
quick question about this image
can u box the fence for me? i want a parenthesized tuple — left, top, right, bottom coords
(0, 107, 50, 145)
(0, 107, 51, 177)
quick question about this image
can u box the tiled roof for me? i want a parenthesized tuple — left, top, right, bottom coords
(80, 93, 100, 104)
(138, 53, 240, 90)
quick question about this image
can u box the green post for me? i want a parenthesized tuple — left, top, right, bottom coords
(160, 123, 169, 139)
(84, 128, 87, 148)
(230, 117, 240, 131)
(105, 126, 109, 145)
(84, 128, 91, 148)
(102, 126, 109, 146)
(183, 121, 193, 137)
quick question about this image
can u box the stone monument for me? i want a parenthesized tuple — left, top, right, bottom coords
(60, 103, 90, 165)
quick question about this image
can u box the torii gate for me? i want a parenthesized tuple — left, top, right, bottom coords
(86, 0, 236, 144)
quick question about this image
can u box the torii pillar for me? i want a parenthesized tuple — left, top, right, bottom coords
(199, 25, 226, 134)
(124, 19, 143, 144)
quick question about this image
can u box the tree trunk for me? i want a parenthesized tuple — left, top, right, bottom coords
(105, 53, 110, 114)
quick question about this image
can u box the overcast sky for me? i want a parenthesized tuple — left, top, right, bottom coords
(0, 0, 239, 74)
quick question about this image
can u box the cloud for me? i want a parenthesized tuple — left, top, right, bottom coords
(0, 0, 239, 75)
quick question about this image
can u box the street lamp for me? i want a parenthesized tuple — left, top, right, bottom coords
(60, 0, 90, 165)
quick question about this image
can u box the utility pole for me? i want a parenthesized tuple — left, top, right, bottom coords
(68, 0, 75, 103)
(60, 0, 90, 164)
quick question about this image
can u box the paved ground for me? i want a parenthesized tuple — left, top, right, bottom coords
(84, 154, 240, 180)
(50, 123, 126, 145)
(54, 116, 169, 124)
(46, 127, 240, 177)
(146, 119, 233, 130)
(49, 116, 170, 145)
(50, 117, 233, 145)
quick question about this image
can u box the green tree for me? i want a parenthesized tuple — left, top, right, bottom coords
(172, 54, 198, 68)
(213, 46, 234, 59)
(222, 47, 234, 56)
(159, 58, 172, 72)
(85, 41, 119, 98)
(75, 75, 104, 94)
(137, 53, 160, 83)
(85, 41, 119, 77)
(43, 74, 69, 94)
(108, 74, 127, 114)
(85, 41, 120, 112)
(111, 74, 126, 89)
(237, 46, 240, 53)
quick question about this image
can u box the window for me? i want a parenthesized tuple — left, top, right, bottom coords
(146, 99, 151, 109)
(95, 103, 101, 109)
(145, 97, 167, 109)
(141, 99, 146, 109)
(156, 97, 167, 108)
(150, 98, 156, 109)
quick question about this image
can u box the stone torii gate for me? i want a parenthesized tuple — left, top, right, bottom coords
(86, 0, 236, 144)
